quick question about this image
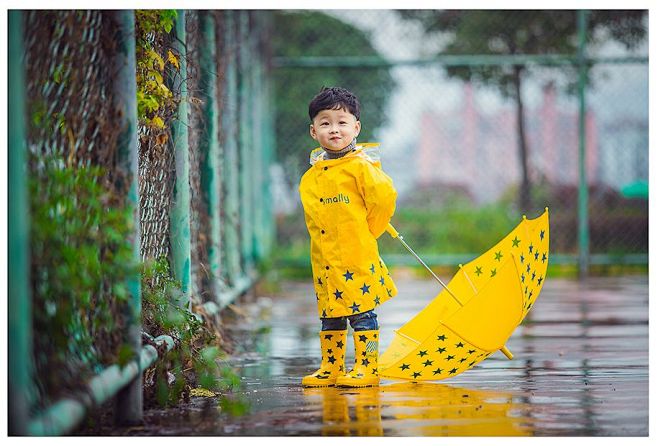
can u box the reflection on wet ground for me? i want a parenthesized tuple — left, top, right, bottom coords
(104, 275, 649, 436)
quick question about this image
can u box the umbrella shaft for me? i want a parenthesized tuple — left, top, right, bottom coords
(396, 236, 464, 307)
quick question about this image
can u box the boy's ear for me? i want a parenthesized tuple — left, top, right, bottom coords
(309, 124, 317, 140)
(355, 120, 361, 137)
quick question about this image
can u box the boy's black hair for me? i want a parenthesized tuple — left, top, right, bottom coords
(308, 86, 360, 121)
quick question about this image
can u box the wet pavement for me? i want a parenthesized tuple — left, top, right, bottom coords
(107, 274, 649, 436)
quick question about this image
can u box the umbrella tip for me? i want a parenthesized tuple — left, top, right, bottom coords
(458, 263, 463, 268)
(522, 215, 527, 220)
(545, 206, 549, 212)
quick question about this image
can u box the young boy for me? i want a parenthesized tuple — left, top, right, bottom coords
(299, 87, 398, 388)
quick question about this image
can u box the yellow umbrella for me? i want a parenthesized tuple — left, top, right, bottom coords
(379, 208, 550, 381)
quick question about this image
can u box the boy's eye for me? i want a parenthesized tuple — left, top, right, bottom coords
(320, 122, 329, 126)
(339, 121, 347, 124)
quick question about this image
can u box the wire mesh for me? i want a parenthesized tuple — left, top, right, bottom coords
(24, 10, 127, 408)
(270, 10, 648, 263)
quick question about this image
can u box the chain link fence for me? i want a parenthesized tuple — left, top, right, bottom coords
(24, 10, 129, 410)
(18, 9, 274, 419)
(270, 10, 648, 268)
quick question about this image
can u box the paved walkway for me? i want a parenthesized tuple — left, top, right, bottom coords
(102, 275, 649, 436)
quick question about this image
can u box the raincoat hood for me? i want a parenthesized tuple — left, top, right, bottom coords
(309, 143, 382, 166)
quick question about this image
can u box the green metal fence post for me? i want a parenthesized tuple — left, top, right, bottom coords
(170, 10, 192, 306)
(577, 10, 590, 278)
(199, 12, 224, 302)
(252, 54, 265, 261)
(261, 11, 276, 256)
(238, 11, 255, 273)
(222, 11, 242, 290)
(109, 10, 143, 425)
(8, 10, 33, 436)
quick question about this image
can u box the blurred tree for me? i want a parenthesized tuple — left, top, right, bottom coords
(398, 10, 647, 212)
(272, 11, 395, 181)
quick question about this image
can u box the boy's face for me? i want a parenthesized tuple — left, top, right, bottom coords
(310, 108, 361, 152)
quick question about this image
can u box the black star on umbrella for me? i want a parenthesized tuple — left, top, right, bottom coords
(446, 355, 455, 361)
(350, 302, 360, 313)
(529, 244, 534, 253)
(469, 361, 476, 367)
(490, 268, 497, 277)
(540, 230, 545, 240)
(437, 335, 447, 341)
(534, 251, 539, 261)
(520, 254, 525, 264)
(542, 253, 547, 263)
(459, 357, 467, 363)
(532, 271, 536, 281)
(317, 277, 323, 285)
(374, 296, 381, 305)
(526, 263, 531, 273)
(475, 266, 482, 276)
(336, 340, 344, 349)
(400, 363, 410, 371)
(324, 334, 334, 340)
(521, 273, 525, 283)
(433, 368, 443, 375)
(361, 358, 370, 367)
(412, 371, 422, 379)
(327, 348, 333, 354)
(455, 342, 464, 348)
(537, 276, 543, 286)
(495, 251, 503, 261)
(437, 347, 446, 354)
(468, 349, 476, 354)
(328, 355, 336, 364)
(322, 309, 327, 318)
(333, 289, 343, 299)
(343, 270, 354, 281)
(449, 368, 458, 374)
(423, 359, 433, 367)
(359, 334, 368, 342)
(386, 288, 392, 297)
(418, 350, 428, 357)
(512, 236, 521, 248)
(360, 283, 371, 295)
(370, 264, 375, 274)
(379, 276, 385, 285)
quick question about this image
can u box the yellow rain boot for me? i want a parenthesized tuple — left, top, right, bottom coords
(336, 330, 380, 388)
(302, 330, 347, 387)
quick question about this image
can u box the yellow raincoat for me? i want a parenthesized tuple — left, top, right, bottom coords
(299, 143, 398, 319)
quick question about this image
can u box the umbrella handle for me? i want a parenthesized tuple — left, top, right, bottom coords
(387, 223, 516, 361)
(386, 223, 399, 238)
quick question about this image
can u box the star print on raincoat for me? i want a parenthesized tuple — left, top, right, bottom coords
(299, 143, 398, 318)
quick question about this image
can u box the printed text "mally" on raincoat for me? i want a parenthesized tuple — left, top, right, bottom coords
(323, 193, 350, 205)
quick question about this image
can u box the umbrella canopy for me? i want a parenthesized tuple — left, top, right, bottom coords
(379, 209, 549, 381)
